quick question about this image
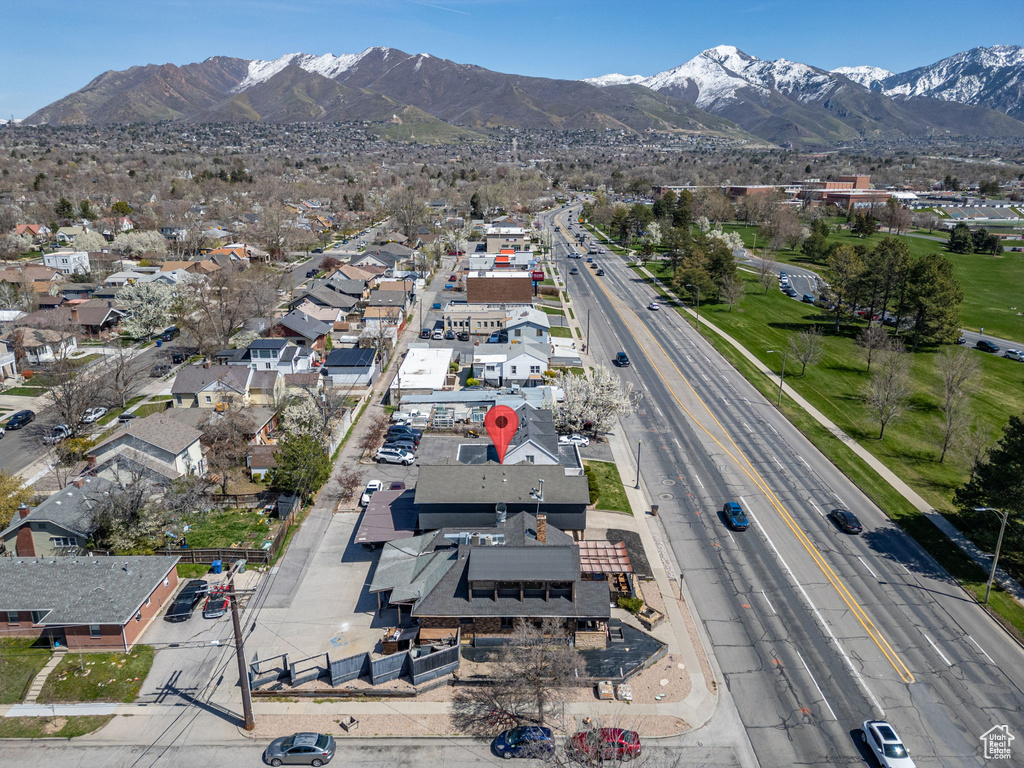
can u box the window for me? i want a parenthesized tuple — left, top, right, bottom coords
(176, 395, 182, 405)
(89, 624, 101, 638)
(530, 366, 541, 374)
(500, 617, 515, 629)
(460, 617, 474, 625)
(509, 366, 517, 375)
(524, 455, 535, 464)
(145, 596, 151, 607)
(264, 363, 271, 370)
(204, 395, 212, 403)
(536, 329, 543, 337)
(514, 329, 522, 337)
(50, 537, 78, 548)
(6, 612, 18, 625)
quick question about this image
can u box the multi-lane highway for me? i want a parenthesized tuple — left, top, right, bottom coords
(544, 205, 1024, 768)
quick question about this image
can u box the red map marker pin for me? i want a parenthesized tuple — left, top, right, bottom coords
(484, 405, 519, 464)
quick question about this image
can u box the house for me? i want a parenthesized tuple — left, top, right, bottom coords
(44, 249, 91, 276)
(393, 346, 454, 397)
(322, 275, 370, 299)
(89, 412, 206, 480)
(369, 512, 609, 646)
(289, 286, 359, 313)
(0, 265, 62, 291)
(267, 310, 332, 352)
(0, 555, 179, 651)
(20, 300, 126, 336)
(398, 387, 560, 426)
(334, 264, 379, 282)
(472, 342, 549, 388)
(505, 307, 551, 344)
(414, 464, 589, 534)
(214, 338, 316, 375)
(0, 477, 111, 558)
(59, 282, 99, 300)
(465, 271, 534, 305)
(365, 289, 410, 315)
(443, 303, 521, 336)
(15, 224, 49, 240)
(361, 306, 404, 330)
(170, 364, 284, 408)
(0, 340, 16, 382)
(376, 230, 408, 245)
(247, 445, 279, 480)
(55, 226, 94, 245)
(165, 405, 279, 445)
(485, 224, 529, 252)
(159, 224, 188, 241)
(290, 301, 343, 326)
(3, 327, 77, 364)
(323, 347, 379, 387)
(502, 404, 572, 467)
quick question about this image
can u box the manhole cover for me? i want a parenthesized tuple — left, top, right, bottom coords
(658, 493, 674, 501)
(662, 479, 676, 486)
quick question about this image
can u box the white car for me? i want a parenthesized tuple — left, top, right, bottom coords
(375, 447, 415, 466)
(1003, 349, 1024, 362)
(647, 302, 660, 311)
(558, 434, 590, 447)
(360, 480, 384, 506)
(861, 720, 916, 768)
(81, 406, 108, 424)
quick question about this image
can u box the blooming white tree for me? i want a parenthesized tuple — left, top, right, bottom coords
(117, 281, 175, 339)
(554, 366, 637, 434)
(708, 227, 744, 251)
(696, 216, 712, 234)
(111, 230, 168, 259)
(282, 385, 348, 442)
(646, 221, 662, 247)
(70, 231, 107, 252)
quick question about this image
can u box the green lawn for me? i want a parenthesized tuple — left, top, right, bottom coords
(539, 305, 565, 316)
(38, 646, 154, 703)
(0, 715, 113, 739)
(585, 460, 632, 514)
(550, 326, 573, 338)
(2, 386, 47, 397)
(176, 563, 211, 579)
(0, 639, 52, 704)
(183, 509, 279, 549)
(133, 402, 169, 418)
(96, 396, 147, 426)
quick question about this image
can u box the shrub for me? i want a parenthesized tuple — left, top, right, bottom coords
(617, 597, 644, 614)
(466, 377, 480, 387)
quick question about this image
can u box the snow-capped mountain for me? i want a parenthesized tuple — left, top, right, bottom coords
(830, 65, 894, 89)
(581, 73, 645, 87)
(878, 45, 1024, 119)
(233, 47, 404, 92)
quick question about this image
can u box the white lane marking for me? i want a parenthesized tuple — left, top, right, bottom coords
(742, 422, 753, 433)
(721, 396, 729, 406)
(798, 455, 811, 469)
(967, 635, 995, 664)
(771, 454, 784, 470)
(686, 355, 694, 362)
(857, 557, 879, 580)
(796, 650, 838, 721)
(767, 424, 779, 436)
(743, 397, 750, 405)
(923, 632, 952, 667)
(703, 354, 712, 363)
(760, 590, 777, 616)
(724, 528, 735, 543)
(694, 475, 704, 488)
(673, 439, 683, 450)
(809, 501, 825, 517)
(745, 506, 884, 716)
(832, 492, 846, 506)
(700, 373, 710, 382)
(895, 560, 911, 574)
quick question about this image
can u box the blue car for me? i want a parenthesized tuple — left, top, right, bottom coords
(723, 501, 749, 531)
(493, 726, 554, 759)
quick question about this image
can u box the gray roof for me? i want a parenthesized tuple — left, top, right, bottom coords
(0, 556, 180, 625)
(0, 477, 112, 539)
(324, 347, 376, 369)
(323, 277, 367, 296)
(93, 412, 202, 457)
(171, 364, 250, 395)
(276, 310, 331, 340)
(467, 546, 577, 582)
(366, 291, 407, 308)
(249, 338, 288, 350)
(298, 286, 358, 310)
(508, 404, 558, 454)
(415, 465, 589, 506)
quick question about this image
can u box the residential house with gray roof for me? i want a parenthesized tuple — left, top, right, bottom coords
(89, 412, 205, 481)
(267, 310, 331, 352)
(0, 477, 112, 558)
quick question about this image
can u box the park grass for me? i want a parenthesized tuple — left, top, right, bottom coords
(38, 646, 154, 704)
(0, 715, 113, 739)
(585, 460, 632, 514)
(0, 639, 51, 704)
(183, 509, 278, 549)
(550, 326, 573, 338)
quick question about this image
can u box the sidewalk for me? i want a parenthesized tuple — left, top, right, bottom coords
(21, 649, 66, 704)
(638, 263, 1024, 606)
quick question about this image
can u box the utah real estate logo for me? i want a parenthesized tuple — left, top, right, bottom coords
(980, 724, 1014, 760)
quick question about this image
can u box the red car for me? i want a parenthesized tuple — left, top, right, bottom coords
(570, 728, 642, 762)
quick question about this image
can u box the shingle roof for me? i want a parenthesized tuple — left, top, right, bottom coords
(414, 465, 589, 505)
(324, 347, 376, 368)
(249, 338, 288, 350)
(0, 477, 112, 539)
(299, 287, 358, 309)
(170, 365, 250, 395)
(276, 310, 331, 340)
(93, 412, 202, 457)
(467, 546, 577, 581)
(0, 556, 180, 625)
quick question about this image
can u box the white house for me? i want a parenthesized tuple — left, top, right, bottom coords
(214, 338, 316, 375)
(3, 328, 78, 364)
(472, 342, 549, 387)
(505, 307, 551, 344)
(43, 250, 91, 276)
(0, 339, 16, 382)
(90, 412, 206, 480)
(392, 345, 454, 396)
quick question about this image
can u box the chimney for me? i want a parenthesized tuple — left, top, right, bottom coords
(17, 503, 31, 519)
(536, 514, 547, 543)
(495, 502, 507, 527)
(203, 361, 211, 369)
(71, 478, 85, 489)
(87, 455, 97, 469)
(70, 307, 80, 324)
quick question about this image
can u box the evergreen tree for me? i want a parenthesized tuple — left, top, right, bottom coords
(947, 222, 973, 254)
(270, 433, 332, 501)
(955, 414, 1024, 533)
(671, 190, 693, 229)
(54, 197, 74, 218)
(905, 253, 964, 350)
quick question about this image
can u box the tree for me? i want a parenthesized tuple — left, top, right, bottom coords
(0, 470, 32, 529)
(852, 212, 879, 238)
(865, 344, 912, 439)
(199, 407, 256, 494)
(55, 197, 75, 219)
(386, 186, 428, 240)
(756, 256, 777, 295)
(110, 201, 133, 216)
(788, 327, 825, 376)
(282, 384, 347, 443)
(857, 325, 890, 373)
(947, 223, 973, 255)
(175, 266, 282, 356)
(111, 230, 168, 259)
(104, 343, 149, 409)
(801, 229, 832, 264)
(117, 281, 175, 339)
(450, 619, 585, 731)
(826, 245, 863, 332)
(955, 414, 1024, 538)
(70, 231, 107, 252)
(271, 433, 332, 501)
(904, 253, 964, 350)
(936, 348, 980, 463)
(882, 198, 911, 234)
(719, 274, 744, 310)
(91, 465, 169, 554)
(554, 366, 637, 435)
(79, 200, 96, 220)
(41, 358, 106, 432)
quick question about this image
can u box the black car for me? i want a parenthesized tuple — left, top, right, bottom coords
(171, 352, 187, 364)
(614, 352, 631, 367)
(159, 327, 180, 341)
(976, 340, 1000, 353)
(5, 410, 35, 430)
(457, 331, 470, 342)
(420, 327, 432, 339)
(305, 268, 318, 278)
(383, 438, 417, 452)
(829, 508, 863, 534)
(596, 269, 605, 276)
(387, 426, 422, 443)
(164, 579, 207, 622)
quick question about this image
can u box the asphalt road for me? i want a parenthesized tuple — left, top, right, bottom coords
(545, 206, 1024, 768)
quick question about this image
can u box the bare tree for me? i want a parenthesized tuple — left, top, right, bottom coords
(104, 343, 149, 409)
(935, 347, 980, 463)
(719, 274, 744, 310)
(41, 358, 107, 432)
(956, 421, 992, 477)
(334, 466, 363, 507)
(787, 327, 825, 376)
(865, 345, 912, 439)
(175, 266, 282, 356)
(856, 325, 890, 373)
(91, 464, 171, 553)
(756, 256, 777, 295)
(386, 186, 429, 240)
(199, 406, 256, 494)
(358, 412, 390, 457)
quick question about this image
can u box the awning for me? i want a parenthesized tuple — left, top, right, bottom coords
(578, 540, 633, 574)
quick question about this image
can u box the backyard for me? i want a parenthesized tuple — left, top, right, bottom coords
(181, 508, 280, 550)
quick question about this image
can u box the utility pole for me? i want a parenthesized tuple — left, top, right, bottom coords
(228, 573, 255, 731)
(634, 440, 642, 489)
(767, 349, 788, 407)
(685, 284, 701, 334)
(586, 309, 592, 353)
(976, 507, 1009, 605)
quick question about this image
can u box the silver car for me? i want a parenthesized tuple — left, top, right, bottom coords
(264, 732, 336, 766)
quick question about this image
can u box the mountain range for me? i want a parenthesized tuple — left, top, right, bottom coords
(23, 44, 1024, 147)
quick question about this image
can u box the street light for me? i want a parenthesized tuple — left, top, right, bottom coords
(767, 349, 788, 407)
(586, 309, 592, 354)
(975, 507, 1010, 605)
(635, 440, 642, 489)
(685, 284, 701, 333)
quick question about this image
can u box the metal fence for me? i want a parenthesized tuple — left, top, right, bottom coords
(328, 652, 369, 686)
(289, 653, 329, 687)
(249, 653, 290, 690)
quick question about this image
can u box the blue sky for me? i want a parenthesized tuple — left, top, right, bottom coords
(1, 0, 1019, 118)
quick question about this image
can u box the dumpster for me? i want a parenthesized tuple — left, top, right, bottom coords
(211, 560, 223, 574)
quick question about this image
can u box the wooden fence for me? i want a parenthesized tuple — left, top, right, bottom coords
(156, 509, 295, 566)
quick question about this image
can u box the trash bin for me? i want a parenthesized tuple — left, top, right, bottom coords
(233, 559, 247, 575)
(156, 340, 162, 347)
(211, 560, 222, 574)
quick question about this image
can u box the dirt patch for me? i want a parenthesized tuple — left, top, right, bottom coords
(40, 717, 67, 734)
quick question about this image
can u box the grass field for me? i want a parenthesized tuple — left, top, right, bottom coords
(585, 460, 632, 514)
(0, 715, 113, 739)
(0, 639, 51, 704)
(2, 386, 47, 397)
(550, 326, 573, 338)
(176, 563, 211, 579)
(38, 646, 154, 703)
(133, 402, 170, 418)
(183, 509, 279, 549)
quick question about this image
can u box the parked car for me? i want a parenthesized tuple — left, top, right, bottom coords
(570, 728, 642, 762)
(558, 434, 590, 447)
(42, 424, 73, 445)
(457, 331, 470, 341)
(614, 352, 631, 367)
(388, 481, 406, 491)
(487, 331, 509, 344)
(802, 294, 815, 303)
(387, 425, 423, 441)
(1004, 349, 1024, 362)
(305, 268, 318, 278)
(151, 364, 171, 377)
(976, 340, 1000, 353)
(784, 287, 798, 297)
(432, 328, 444, 340)
(955, 336, 966, 345)
(861, 720, 916, 768)
(493, 726, 554, 759)
(81, 406, 108, 424)
(448, 274, 457, 281)
(383, 438, 417, 453)
(360, 480, 384, 507)
(375, 447, 415, 466)
(264, 732, 336, 767)
(444, 329, 456, 340)
(647, 302, 660, 311)
(159, 327, 180, 341)
(5, 410, 35, 430)
(164, 579, 207, 622)
(420, 327, 432, 339)
(202, 589, 229, 619)
(723, 501, 749, 531)
(828, 508, 863, 534)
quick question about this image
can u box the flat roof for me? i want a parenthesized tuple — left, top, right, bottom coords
(355, 490, 419, 545)
(392, 347, 453, 390)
